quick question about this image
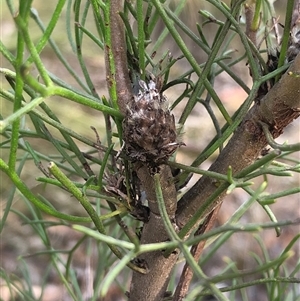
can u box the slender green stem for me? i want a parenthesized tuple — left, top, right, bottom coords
(5, 0, 15, 14)
(48, 162, 146, 273)
(72, 225, 141, 250)
(90, 0, 106, 42)
(167, 161, 228, 181)
(209, 0, 259, 80)
(154, 173, 229, 300)
(236, 150, 281, 178)
(151, 0, 201, 76)
(0, 153, 29, 234)
(38, 101, 96, 179)
(178, 78, 205, 125)
(187, 219, 300, 250)
(0, 40, 16, 66)
(276, 0, 295, 81)
(13, 14, 53, 87)
(166, 7, 250, 93)
(100, 251, 135, 297)
(74, 0, 99, 98)
(200, 182, 267, 265)
(74, 218, 300, 254)
(205, 78, 232, 125)
(120, 10, 139, 59)
(259, 187, 300, 203)
(154, 173, 179, 240)
(259, 121, 300, 151)
(251, 0, 262, 31)
(273, 233, 300, 286)
(18, 69, 122, 117)
(28, 0, 67, 62)
(214, 252, 293, 285)
(178, 182, 229, 238)
(52, 85, 121, 118)
(198, 276, 299, 297)
(48, 162, 118, 244)
(137, 0, 146, 79)
(190, 83, 259, 168)
(65, 0, 77, 53)
(30, 8, 89, 92)
(243, 167, 295, 181)
(23, 107, 110, 152)
(0, 97, 45, 133)
(102, 0, 118, 109)
(8, 28, 24, 170)
(75, 21, 104, 49)
(0, 158, 92, 222)
(98, 144, 114, 190)
(243, 185, 280, 237)
(151, 0, 187, 54)
(40, 123, 88, 178)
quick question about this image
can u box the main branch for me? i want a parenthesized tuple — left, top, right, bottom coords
(176, 54, 300, 230)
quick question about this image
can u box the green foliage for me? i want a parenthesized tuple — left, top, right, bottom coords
(1, 0, 299, 300)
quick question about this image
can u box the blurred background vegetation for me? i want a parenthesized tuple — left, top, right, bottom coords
(1, 1, 299, 301)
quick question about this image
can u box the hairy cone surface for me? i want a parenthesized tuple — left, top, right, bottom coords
(123, 79, 181, 165)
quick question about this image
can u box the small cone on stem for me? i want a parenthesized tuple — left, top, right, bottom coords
(123, 79, 183, 166)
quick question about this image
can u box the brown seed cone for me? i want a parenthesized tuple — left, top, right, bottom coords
(123, 79, 181, 165)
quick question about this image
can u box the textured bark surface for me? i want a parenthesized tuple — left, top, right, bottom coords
(129, 216, 179, 301)
(105, 0, 132, 116)
(176, 54, 300, 227)
(129, 164, 179, 301)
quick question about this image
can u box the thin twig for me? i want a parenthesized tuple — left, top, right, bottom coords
(105, 0, 132, 115)
(173, 206, 221, 301)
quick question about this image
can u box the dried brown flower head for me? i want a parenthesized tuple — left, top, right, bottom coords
(287, 19, 300, 61)
(123, 79, 182, 165)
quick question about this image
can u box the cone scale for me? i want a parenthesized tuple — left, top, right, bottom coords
(123, 79, 181, 166)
